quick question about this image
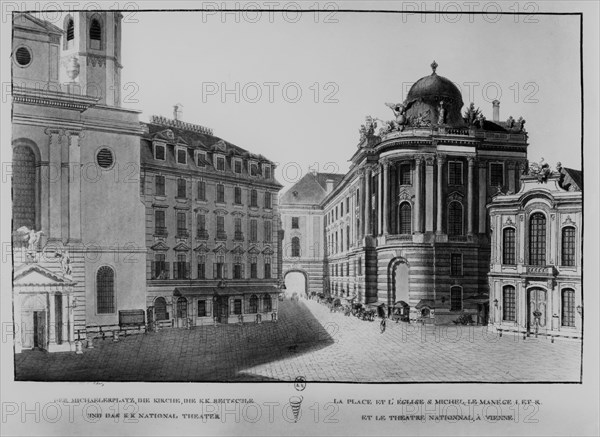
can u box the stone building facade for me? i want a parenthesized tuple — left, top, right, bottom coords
(140, 111, 284, 326)
(11, 12, 147, 351)
(488, 165, 582, 339)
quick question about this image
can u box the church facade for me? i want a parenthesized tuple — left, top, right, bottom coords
(11, 12, 147, 351)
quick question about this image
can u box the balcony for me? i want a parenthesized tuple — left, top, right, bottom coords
(151, 261, 170, 280)
(216, 231, 228, 241)
(196, 229, 209, 240)
(176, 230, 189, 239)
(524, 265, 557, 277)
(234, 232, 244, 241)
(173, 262, 190, 280)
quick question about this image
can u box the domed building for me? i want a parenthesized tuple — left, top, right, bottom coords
(281, 61, 530, 324)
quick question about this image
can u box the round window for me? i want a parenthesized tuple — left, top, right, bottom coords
(96, 148, 114, 169)
(15, 46, 32, 67)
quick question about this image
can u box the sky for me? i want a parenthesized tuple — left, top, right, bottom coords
(113, 5, 581, 190)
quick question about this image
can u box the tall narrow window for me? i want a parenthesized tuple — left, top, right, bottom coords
(399, 202, 412, 234)
(234, 218, 243, 241)
(264, 256, 272, 279)
(264, 165, 271, 179)
(12, 145, 37, 230)
(154, 210, 166, 235)
(448, 161, 463, 185)
(176, 149, 187, 164)
(561, 226, 576, 266)
(89, 18, 102, 49)
(197, 180, 206, 201)
(234, 186, 242, 204)
(177, 212, 187, 237)
(216, 156, 225, 171)
(561, 288, 575, 327)
(291, 237, 300, 257)
(197, 300, 207, 317)
(490, 163, 504, 187)
(399, 163, 412, 185)
(96, 266, 115, 314)
(216, 184, 225, 203)
(197, 214, 207, 239)
(263, 294, 272, 312)
(233, 255, 243, 279)
(155, 175, 165, 196)
(65, 18, 75, 49)
(175, 253, 188, 279)
(502, 285, 516, 321)
(154, 297, 167, 321)
(450, 253, 462, 276)
(291, 217, 299, 229)
(264, 221, 272, 243)
(215, 255, 224, 279)
(249, 295, 258, 313)
(250, 189, 258, 207)
(250, 219, 258, 242)
(177, 178, 186, 198)
(197, 255, 206, 279)
(264, 192, 272, 209)
(450, 286, 462, 311)
(529, 213, 546, 266)
(154, 144, 165, 160)
(216, 216, 226, 240)
(234, 160, 242, 174)
(250, 256, 258, 278)
(502, 227, 516, 265)
(448, 201, 463, 236)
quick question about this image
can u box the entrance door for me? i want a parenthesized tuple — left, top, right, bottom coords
(33, 311, 46, 349)
(176, 297, 188, 328)
(393, 262, 410, 320)
(527, 288, 547, 333)
(285, 271, 306, 298)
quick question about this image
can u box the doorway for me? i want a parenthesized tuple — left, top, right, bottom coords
(33, 311, 46, 349)
(527, 288, 547, 333)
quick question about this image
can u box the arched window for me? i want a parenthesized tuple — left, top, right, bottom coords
(561, 226, 576, 266)
(177, 297, 188, 318)
(561, 288, 575, 327)
(96, 266, 115, 314)
(263, 294, 272, 312)
(399, 202, 412, 234)
(154, 297, 167, 321)
(502, 228, 516, 265)
(89, 18, 102, 49)
(65, 17, 74, 49)
(249, 295, 258, 313)
(291, 236, 300, 257)
(450, 286, 462, 311)
(502, 285, 516, 321)
(12, 145, 37, 230)
(529, 212, 546, 266)
(448, 201, 463, 236)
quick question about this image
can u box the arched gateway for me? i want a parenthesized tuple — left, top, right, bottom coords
(388, 257, 410, 320)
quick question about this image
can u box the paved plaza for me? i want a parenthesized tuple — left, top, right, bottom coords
(14, 296, 582, 382)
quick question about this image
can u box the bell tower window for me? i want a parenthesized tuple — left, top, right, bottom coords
(90, 18, 102, 50)
(65, 17, 75, 50)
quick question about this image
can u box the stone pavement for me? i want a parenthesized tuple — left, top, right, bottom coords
(14, 296, 582, 382)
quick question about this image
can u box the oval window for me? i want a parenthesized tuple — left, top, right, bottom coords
(96, 148, 114, 169)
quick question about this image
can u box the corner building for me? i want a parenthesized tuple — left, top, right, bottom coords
(321, 63, 529, 323)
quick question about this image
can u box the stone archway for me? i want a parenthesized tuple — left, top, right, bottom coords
(388, 257, 410, 318)
(284, 270, 308, 298)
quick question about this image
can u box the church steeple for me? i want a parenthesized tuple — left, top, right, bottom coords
(60, 12, 122, 106)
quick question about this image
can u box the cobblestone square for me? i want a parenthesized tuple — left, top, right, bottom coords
(15, 297, 582, 383)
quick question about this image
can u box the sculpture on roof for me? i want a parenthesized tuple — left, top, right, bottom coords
(463, 102, 482, 127)
(55, 249, 72, 278)
(506, 116, 515, 129)
(382, 99, 417, 133)
(517, 116, 526, 133)
(437, 100, 447, 125)
(14, 226, 44, 261)
(529, 157, 552, 183)
(358, 115, 378, 144)
(411, 109, 432, 127)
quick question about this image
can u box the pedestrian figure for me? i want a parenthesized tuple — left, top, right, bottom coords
(380, 317, 387, 334)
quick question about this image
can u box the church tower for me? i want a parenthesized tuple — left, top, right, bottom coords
(60, 12, 122, 106)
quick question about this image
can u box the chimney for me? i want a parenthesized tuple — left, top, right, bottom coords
(492, 100, 500, 122)
(173, 103, 183, 121)
(325, 179, 334, 193)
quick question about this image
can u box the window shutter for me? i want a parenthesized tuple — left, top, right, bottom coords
(213, 263, 217, 278)
(241, 263, 245, 279)
(224, 263, 228, 279)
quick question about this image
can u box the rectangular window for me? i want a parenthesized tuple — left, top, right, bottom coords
(234, 160, 242, 174)
(155, 210, 166, 235)
(291, 217, 299, 229)
(216, 156, 225, 171)
(450, 253, 462, 276)
(264, 221, 272, 242)
(399, 163, 412, 185)
(561, 227, 576, 266)
(153, 254, 168, 280)
(197, 300, 207, 317)
(250, 219, 258, 242)
(250, 162, 258, 176)
(233, 299, 242, 315)
(561, 289, 575, 327)
(448, 161, 463, 185)
(233, 256, 243, 279)
(490, 163, 504, 187)
(502, 286, 516, 321)
(215, 255, 224, 279)
(177, 178, 186, 198)
(216, 216, 226, 240)
(264, 192, 272, 209)
(346, 197, 350, 214)
(175, 254, 189, 280)
(176, 148, 187, 165)
(250, 189, 258, 207)
(155, 175, 165, 196)
(197, 181, 206, 201)
(197, 255, 206, 279)
(196, 152, 207, 167)
(264, 257, 271, 279)
(177, 212, 187, 237)
(234, 186, 242, 205)
(503, 228, 516, 265)
(216, 184, 225, 203)
(250, 257, 257, 278)
(234, 218, 243, 241)
(264, 165, 271, 179)
(154, 144, 166, 161)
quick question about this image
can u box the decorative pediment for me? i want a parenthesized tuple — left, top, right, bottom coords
(504, 217, 515, 226)
(213, 244, 228, 254)
(247, 245, 260, 255)
(174, 205, 191, 210)
(150, 241, 170, 251)
(231, 245, 245, 255)
(447, 191, 464, 203)
(397, 190, 413, 202)
(194, 243, 210, 253)
(214, 140, 227, 152)
(153, 129, 175, 142)
(262, 246, 274, 255)
(562, 215, 575, 226)
(13, 264, 74, 287)
(173, 242, 191, 252)
(262, 214, 274, 220)
(213, 209, 229, 216)
(152, 203, 169, 209)
(248, 212, 261, 218)
(194, 207, 210, 214)
(231, 211, 245, 217)
(175, 136, 189, 146)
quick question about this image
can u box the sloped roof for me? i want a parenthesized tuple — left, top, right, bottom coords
(559, 167, 583, 191)
(14, 13, 63, 35)
(280, 172, 345, 206)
